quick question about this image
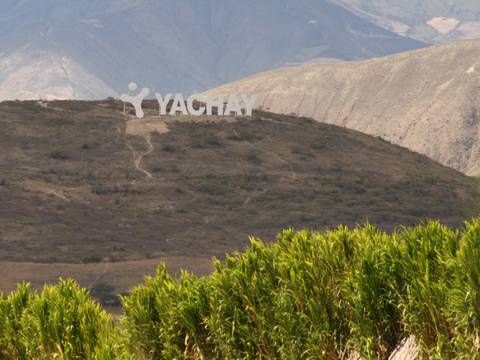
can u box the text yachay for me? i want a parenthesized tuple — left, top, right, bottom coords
(155, 94, 256, 117)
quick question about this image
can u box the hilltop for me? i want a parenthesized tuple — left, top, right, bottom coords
(0, 100, 476, 262)
(0, 100, 477, 303)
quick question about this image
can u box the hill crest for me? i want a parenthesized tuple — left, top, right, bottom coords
(204, 40, 480, 176)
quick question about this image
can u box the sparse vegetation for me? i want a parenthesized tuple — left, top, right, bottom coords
(2, 221, 480, 358)
(49, 150, 70, 161)
(1, 102, 476, 263)
(91, 184, 145, 196)
(152, 163, 181, 173)
(46, 118, 75, 127)
(192, 133, 223, 148)
(245, 150, 262, 165)
(161, 144, 176, 152)
(91, 283, 121, 307)
(81, 143, 95, 150)
(81, 256, 104, 264)
(13, 218, 40, 226)
(0, 180, 20, 191)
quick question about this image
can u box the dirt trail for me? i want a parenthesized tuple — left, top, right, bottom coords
(242, 189, 268, 206)
(87, 261, 110, 291)
(126, 134, 154, 178)
(123, 114, 238, 178)
(125, 117, 169, 178)
(22, 180, 70, 201)
(231, 124, 296, 206)
(37, 101, 74, 113)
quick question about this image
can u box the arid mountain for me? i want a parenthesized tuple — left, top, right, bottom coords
(0, 0, 426, 100)
(333, 0, 480, 42)
(204, 40, 480, 176)
(0, 45, 116, 101)
(0, 100, 476, 262)
(1, 100, 477, 305)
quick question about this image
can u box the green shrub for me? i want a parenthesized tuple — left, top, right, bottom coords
(49, 150, 70, 160)
(343, 226, 403, 358)
(449, 220, 480, 357)
(0, 280, 116, 360)
(0, 283, 30, 359)
(3, 221, 480, 358)
(118, 220, 480, 359)
(397, 222, 459, 356)
(120, 265, 212, 359)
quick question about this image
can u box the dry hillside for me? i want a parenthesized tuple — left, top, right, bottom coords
(204, 40, 480, 176)
(0, 100, 477, 305)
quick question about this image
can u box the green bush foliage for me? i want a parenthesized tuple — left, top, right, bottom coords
(3, 220, 480, 359)
(0, 280, 116, 359)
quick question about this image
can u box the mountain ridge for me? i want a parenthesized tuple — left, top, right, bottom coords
(0, 0, 426, 101)
(332, 0, 480, 42)
(204, 39, 480, 176)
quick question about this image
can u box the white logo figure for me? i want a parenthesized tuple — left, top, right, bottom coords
(120, 82, 150, 119)
(120, 81, 256, 118)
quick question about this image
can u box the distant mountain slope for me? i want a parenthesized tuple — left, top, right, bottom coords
(204, 40, 480, 176)
(0, 100, 476, 263)
(333, 0, 480, 42)
(0, 45, 116, 100)
(0, 0, 426, 100)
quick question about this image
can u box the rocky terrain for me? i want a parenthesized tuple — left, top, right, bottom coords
(205, 40, 480, 176)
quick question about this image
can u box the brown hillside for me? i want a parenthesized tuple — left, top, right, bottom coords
(0, 100, 476, 265)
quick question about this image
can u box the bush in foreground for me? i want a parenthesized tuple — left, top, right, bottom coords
(121, 220, 480, 359)
(0, 280, 116, 359)
(3, 220, 480, 359)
